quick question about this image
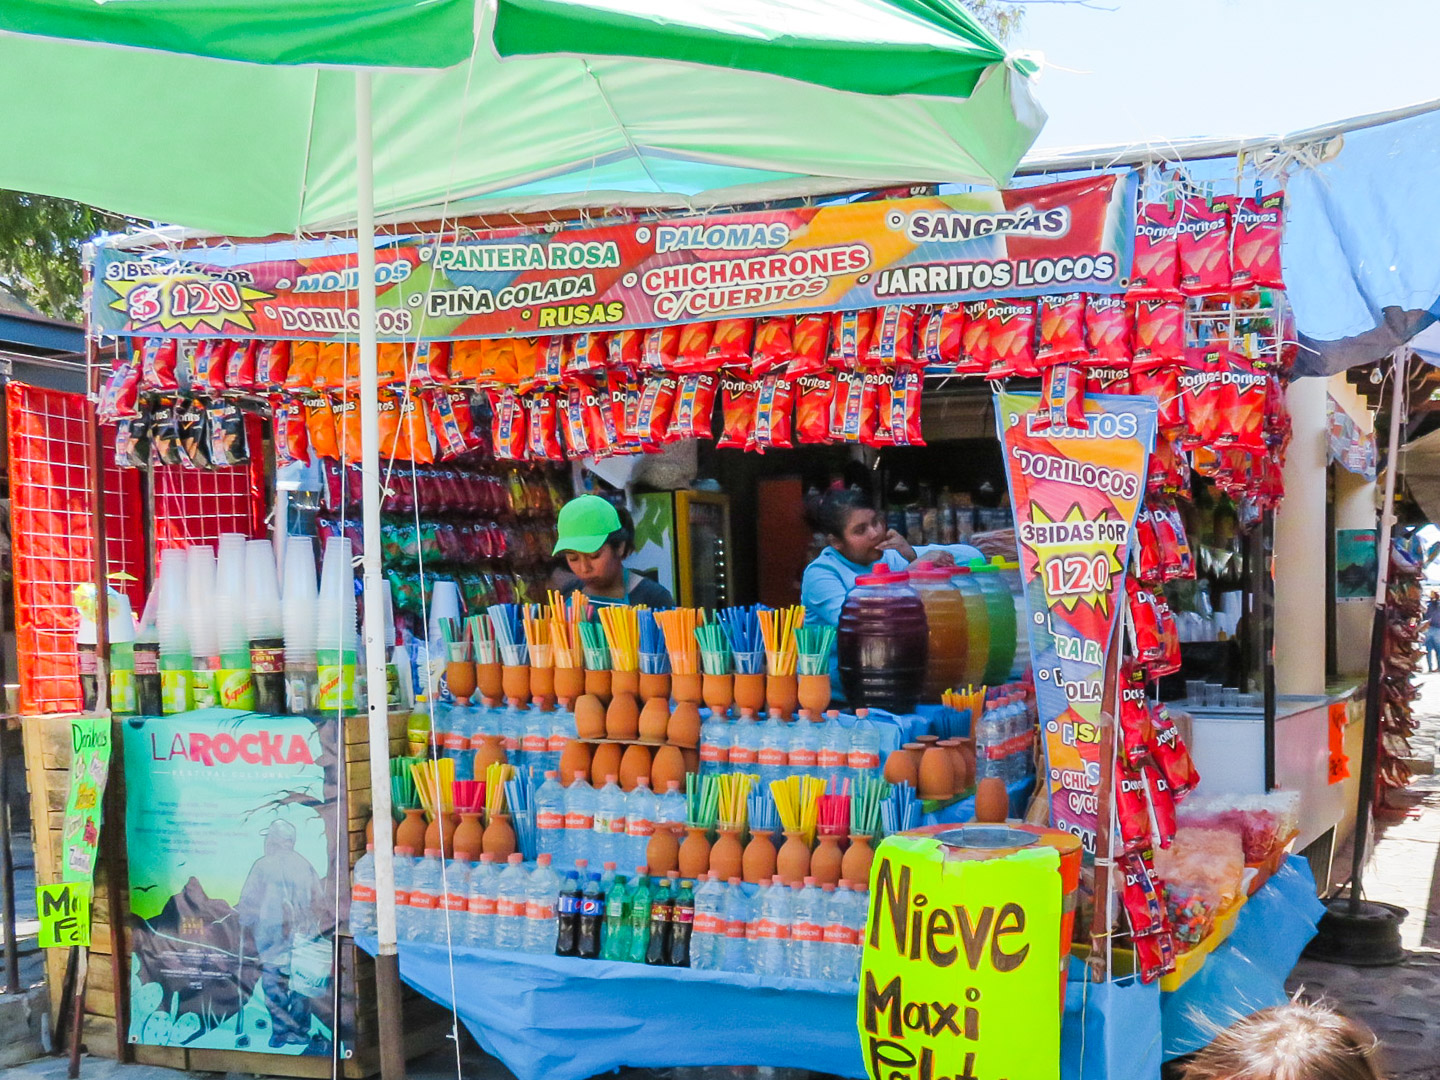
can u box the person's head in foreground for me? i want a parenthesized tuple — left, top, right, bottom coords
(553, 494, 633, 594)
(1180, 1002, 1383, 1080)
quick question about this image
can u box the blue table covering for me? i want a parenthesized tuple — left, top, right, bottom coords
(358, 861, 1319, 1079)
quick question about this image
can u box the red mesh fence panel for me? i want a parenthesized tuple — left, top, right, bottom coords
(6, 384, 144, 714)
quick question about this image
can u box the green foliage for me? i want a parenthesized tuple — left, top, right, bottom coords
(0, 192, 124, 322)
(964, 0, 1025, 43)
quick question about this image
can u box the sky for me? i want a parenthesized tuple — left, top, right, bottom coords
(1014, 0, 1440, 152)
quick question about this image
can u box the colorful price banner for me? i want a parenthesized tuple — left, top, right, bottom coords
(996, 392, 1156, 853)
(858, 835, 1062, 1080)
(91, 174, 1135, 342)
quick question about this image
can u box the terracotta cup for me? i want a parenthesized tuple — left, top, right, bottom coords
(918, 745, 956, 801)
(591, 743, 623, 787)
(701, 673, 734, 714)
(619, 744, 652, 792)
(651, 744, 687, 792)
(883, 748, 920, 787)
(742, 829, 778, 884)
(638, 671, 671, 703)
(501, 665, 530, 702)
(396, 808, 427, 853)
(709, 828, 744, 881)
(476, 662, 504, 702)
(481, 813, 517, 859)
(667, 701, 702, 749)
(678, 825, 712, 878)
(638, 697, 671, 742)
(611, 668, 640, 698)
(423, 811, 459, 855)
(939, 739, 970, 792)
(811, 832, 844, 887)
(529, 664, 555, 701)
(553, 665, 585, 701)
(671, 671, 703, 705)
(733, 673, 765, 713)
(776, 830, 812, 885)
(646, 823, 680, 876)
(606, 692, 641, 740)
(453, 812, 485, 859)
(558, 740, 592, 785)
(473, 733, 508, 772)
(797, 673, 832, 714)
(584, 667, 613, 703)
(841, 833, 875, 883)
(446, 660, 477, 705)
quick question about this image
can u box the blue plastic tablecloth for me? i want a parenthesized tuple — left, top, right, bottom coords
(357, 860, 1319, 1080)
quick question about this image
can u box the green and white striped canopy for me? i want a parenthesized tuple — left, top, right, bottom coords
(0, 0, 1045, 236)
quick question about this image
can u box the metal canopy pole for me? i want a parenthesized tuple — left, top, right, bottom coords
(355, 71, 406, 1080)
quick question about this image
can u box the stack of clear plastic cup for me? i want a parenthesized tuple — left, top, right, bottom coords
(282, 535, 319, 714)
(245, 540, 284, 641)
(214, 533, 248, 658)
(186, 545, 219, 707)
(316, 537, 357, 711)
(156, 547, 192, 713)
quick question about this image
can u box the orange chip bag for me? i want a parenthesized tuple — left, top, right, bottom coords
(303, 395, 339, 460)
(285, 340, 320, 391)
(377, 342, 409, 387)
(957, 300, 992, 374)
(676, 323, 717, 373)
(1036, 292, 1087, 367)
(919, 303, 965, 368)
(510, 337, 540, 391)
(479, 338, 521, 385)
(334, 396, 363, 463)
(794, 372, 835, 445)
(401, 392, 435, 464)
(375, 389, 406, 460)
(751, 316, 795, 376)
(450, 339, 485, 381)
(315, 342, 349, 390)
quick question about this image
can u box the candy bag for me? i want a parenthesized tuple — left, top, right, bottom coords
(986, 299, 1038, 378)
(1084, 294, 1132, 364)
(827, 309, 874, 368)
(862, 305, 918, 369)
(829, 369, 866, 443)
(1132, 300, 1185, 367)
(717, 375, 759, 451)
(273, 397, 310, 468)
(669, 373, 719, 441)
(207, 400, 249, 466)
(793, 371, 835, 444)
(1225, 192, 1284, 291)
(918, 303, 965, 368)
(1128, 201, 1181, 300)
(753, 375, 795, 450)
(488, 388, 527, 461)
(1175, 195, 1231, 297)
(1036, 292, 1087, 366)
(303, 395, 340, 460)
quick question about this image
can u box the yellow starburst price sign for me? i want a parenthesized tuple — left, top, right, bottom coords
(1022, 505, 1128, 613)
(107, 274, 270, 335)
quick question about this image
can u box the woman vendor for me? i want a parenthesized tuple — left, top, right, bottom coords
(801, 488, 981, 692)
(552, 494, 676, 608)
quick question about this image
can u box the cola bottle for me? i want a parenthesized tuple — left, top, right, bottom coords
(554, 871, 581, 957)
(668, 876, 694, 967)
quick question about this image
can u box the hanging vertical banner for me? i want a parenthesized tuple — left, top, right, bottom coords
(996, 392, 1156, 852)
(61, 717, 112, 884)
(858, 835, 1063, 1080)
(123, 709, 344, 1056)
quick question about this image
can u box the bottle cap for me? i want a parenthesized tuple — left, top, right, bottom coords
(395, 846, 416, 856)
(667, 870, 679, 879)
(637, 776, 650, 787)
(481, 853, 495, 863)
(424, 848, 440, 858)
(537, 854, 552, 866)
(606, 774, 618, 784)
(508, 853, 524, 863)
(604, 862, 617, 870)
(728, 876, 742, 885)
(454, 851, 475, 862)
(545, 770, 558, 779)
(804, 876, 816, 886)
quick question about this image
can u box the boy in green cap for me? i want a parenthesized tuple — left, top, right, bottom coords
(552, 494, 675, 607)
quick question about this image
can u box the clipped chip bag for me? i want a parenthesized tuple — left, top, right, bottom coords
(753, 375, 795, 450)
(1128, 200, 1181, 300)
(1036, 292, 1087, 367)
(717, 375, 759, 451)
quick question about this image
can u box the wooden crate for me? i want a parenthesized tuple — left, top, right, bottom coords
(21, 709, 444, 1077)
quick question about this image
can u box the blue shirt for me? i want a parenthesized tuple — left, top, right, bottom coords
(800, 542, 985, 697)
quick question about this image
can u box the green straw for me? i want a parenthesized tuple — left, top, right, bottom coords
(851, 776, 888, 836)
(695, 623, 732, 675)
(794, 626, 836, 676)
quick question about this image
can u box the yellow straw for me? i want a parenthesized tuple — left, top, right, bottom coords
(598, 605, 640, 672)
(758, 606, 804, 676)
(484, 761, 514, 817)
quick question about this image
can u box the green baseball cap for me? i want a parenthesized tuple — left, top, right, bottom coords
(553, 495, 623, 556)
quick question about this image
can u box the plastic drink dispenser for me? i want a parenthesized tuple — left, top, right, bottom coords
(948, 568, 991, 688)
(836, 565, 928, 714)
(907, 566, 969, 702)
(969, 559, 1017, 685)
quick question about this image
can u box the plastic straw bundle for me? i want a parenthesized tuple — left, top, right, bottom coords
(410, 757, 455, 820)
(694, 618, 732, 676)
(484, 761, 514, 818)
(770, 775, 825, 845)
(453, 780, 484, 814)
(851, 777, 888, 837)
(747, 790, 779, 835)
(879, 781, 919, 836)
(598, 605, 639, 673)
(578, 620, 611, 671)
(522, 604, 552, 668)
(437, 617, 463, 648)
(718, 606, 764, 675)
(758, 606, 804, 677)
(818, 794, 850, 837)
(467, 614, 497, 664)
(654, 608, 701, 675)
(488, 604, 529, 666)
(716, 773, 753, 831)
(825, 773, 852, 797)
(794, 626, 836, 677)
(943, 686, 986, 719)
(636, 609, 670, 675)
(685, 773, 719, 830)
(547, 591, 586, 668)
(505, 773, 536, 860)
(390, 756, 423, 812)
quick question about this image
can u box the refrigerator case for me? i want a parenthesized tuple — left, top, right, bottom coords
(631, 491, 732, 608)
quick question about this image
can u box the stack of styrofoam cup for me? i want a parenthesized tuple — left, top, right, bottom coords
(245, 540, 283, 641)
(426, 580, 462, 645)
(316, 536, 356, 652)
(156, 547, 190, 661)
(186, 546, 218, 664)
(214, 533, 249, 659)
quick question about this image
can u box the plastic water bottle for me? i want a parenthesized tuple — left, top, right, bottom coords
(721, 877, 751, 973)
(753, 875, 793, 975)
(817, 712, 849, 790)
(535, 771, 567, 860)
(594, 775, 627, 866)
(547, 701, 575, 777)
(656, 779, 687, 836)
(699, 711, 731, 776)
(788, 711, 821, 780)
(493, 853, 530, 949)
(500, 697, 525, 771)
(727, 709, 761, 775)
(437, 857, 471, 944)
(846, 881, 869, 980)
(564, 772, 597, 868)
(522, 699, 551, 778)
(690, 873, 725, 971)
(816, 883, 837, 976)
(441, 702, 478, 780)
(391, 848, 416, 939)
(523, 854, 560, 954)
(975, 708, 1001, 781)
(625, 778, 657, 869)
(407, 849, 444, 943)
(823, 879, 857, 979)
(465, 854, 499, 947)
(350, 845, 376, 937)
(847, 711, 881, 788)
(790, 876, 825, 979)
(757, 708, 792, 789)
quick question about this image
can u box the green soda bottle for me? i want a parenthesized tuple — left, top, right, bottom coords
(600, 875, 631, 960)
(624, 873, 653, 964)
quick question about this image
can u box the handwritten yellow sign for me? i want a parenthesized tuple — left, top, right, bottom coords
(37, 883, 91, 949)
(858, 836, 1062, 1080)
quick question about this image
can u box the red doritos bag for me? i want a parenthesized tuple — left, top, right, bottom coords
(862, 305, 918, 369)
(255, 341, 290, 390)
(957, 300, 992, 374)
(709, 319, 755, 368)
(1128, 201, 1181, 300)
(561, 381, 594, 459)
(1152, 501, 1194, 581)
(1119, 851, 1167, 938)
(416, 341, 450, 385)
(1127, 579, 1164, 664)
(1130, 363, 1184, 435)
(1086, 364, 1132, 395)
(607, 329, 643, 370)
(887, 370, 925, 447)
(860, 372, 893, 447)
(669, 373, 718, 441)
(303, 395, 340, 460)
(141, 338, 180, 392)
(1144, 768, 1178, 848)
(632, 376, 678, 444)
(1175, 195, 1231, 297)
(568, 332, 609, 377)
(792, 314, 830, 374)
(1218, 352, 1267, 451)
(1116, 766, 1153, 854)
(642, 326, 681, 373)
(793, 371, 835, 444)
(98, 361, 141, 422)
(1037, 363, 1086, 430)
(1036, 292, 1087, 367)
(1131, 300, 1185, 368)
(718, 375, 759, 451)
(751, 316, 795, 376)
(607, 371, 644, 452)
(535, 336, 570, 388)
(488, 388, 527, 460)
(1119, 666, 1154, 769)
(1149, 702, 1200, 800)
(753, 375, 795, 450)
(1225, 192, 1284, 291)
(1084, 294, 1132, 364)
(525, 392, 565, 461)
(986, 299, 1039, 378)
(227, 340, 258, 392)
(1134, 928, 1177, 984)
(827, 309, 874, 369)
(676, 323, 717, 374)
(272, 397, 310, 468)
(425, 387, 474, 460)
(829, 369, 866, 443)
(1178, 348, 1223, 448)
(918, 303, 965, 368)
(1132, 507, 1161, 584)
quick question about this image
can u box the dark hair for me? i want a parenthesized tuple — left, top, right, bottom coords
(810, 487, 875, 539)
(604, 503, 636, 557)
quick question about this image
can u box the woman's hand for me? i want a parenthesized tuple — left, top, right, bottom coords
(913, 549, 956, 569)
(878, 529, 917, 563)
